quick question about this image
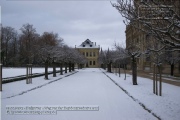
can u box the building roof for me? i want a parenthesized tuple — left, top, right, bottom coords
(76, 39, 99, 49)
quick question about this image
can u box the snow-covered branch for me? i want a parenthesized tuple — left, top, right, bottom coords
(112, 0, 180, 50)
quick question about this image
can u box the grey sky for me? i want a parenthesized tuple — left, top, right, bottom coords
(0, 0, 126, 50)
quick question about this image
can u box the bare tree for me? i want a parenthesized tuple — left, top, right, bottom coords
(111, 0, 180, 50)
(1, 26, 17, 66)
(39, 32, 63, 47)
(19, 23, 38, 64)
(106, 48, 113, 72)
(111, 0, 180, 87)
(38, 46, 53, 79)
(114, 44, 129, 80)
(126, 43, 141, 85)
(145, 34, 166, 96)
(8, 31, 20, 66)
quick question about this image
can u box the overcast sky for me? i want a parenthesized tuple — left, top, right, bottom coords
(0, 0, 126, 50)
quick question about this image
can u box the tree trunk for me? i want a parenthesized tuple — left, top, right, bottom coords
(159, 65, 162, 96)
(72, 63, 75, 71)
(60, 63, 63, 75)
(153, 64, 155, 94)
(73, 63, 75, 71)
(77, 64, 79, 69)
(65, 62, 67, 73)
(2, 52, 5, 65)
(103, 64, 106, 70)
(170, 64, 174, 76)
(71, 63, 73, 71)
(108, 63, 112, 72)
(26, 65, 29, 84)
(101, 64, 103, 68)
(53, 62, 56, 77)
(155, 66, 158, 95)
(69, 62, 71, 72)
(110, 63, 112, 72)
(132, 57, 137, 85)
(45, 62, 48, 80)
(107, 64, 109, 72)
(30, 65, 32, 84)
(115, 65, 117, 76)
(112, 64, 114, 73)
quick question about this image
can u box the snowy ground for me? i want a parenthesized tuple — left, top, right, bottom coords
(1, 68, 180, 120)
(2, 67, 53, 78)
(105, 70, 180, 120)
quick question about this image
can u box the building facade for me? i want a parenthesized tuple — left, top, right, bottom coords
(76, 39, 100, 68)
(125, 0, 180, 75)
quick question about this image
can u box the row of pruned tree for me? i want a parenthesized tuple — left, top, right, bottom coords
(99, 40, 179, 96)
(98, 46, 130, 82)
(39, 45, 87, 79)
(103, 0, 180, 96)
(98, 43, 141, 85)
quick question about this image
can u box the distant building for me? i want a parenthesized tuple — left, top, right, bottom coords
(76, 39, 100, 68)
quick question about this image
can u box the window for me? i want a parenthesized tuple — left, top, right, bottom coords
(90, 61, 92, 65)
(93, 61, 96, 65)
(93, 52, 96, 57)
(90, 52, 92, 57)
(83, 52, 85, 56)
(86, 52, 88, 57)
(90, 45, 92, 47)
(83, 45, 85, 47)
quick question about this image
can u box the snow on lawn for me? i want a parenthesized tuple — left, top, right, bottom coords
(103, 69, 180, 120)
(2, 71, 77, 99)
(2, 67, 54, 78)
(1, 68, 156, 120)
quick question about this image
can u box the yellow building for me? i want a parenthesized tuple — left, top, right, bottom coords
(76, 39, 100, 68)
(126, 24, 151, 71)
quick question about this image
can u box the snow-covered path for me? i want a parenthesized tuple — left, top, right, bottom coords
(2, 68, 156, 120)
